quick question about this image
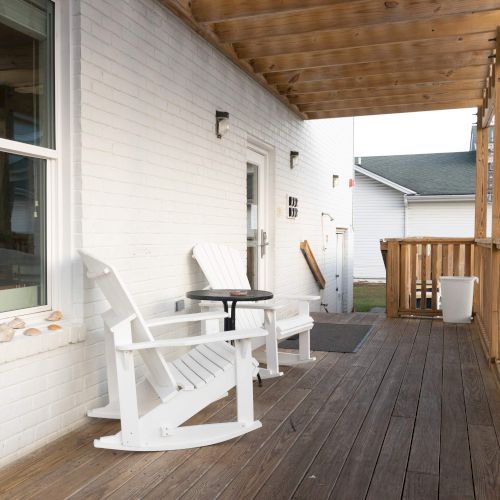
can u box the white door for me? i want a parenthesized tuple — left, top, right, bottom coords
(246, 148, 269, 290)
(336, 231, 345, 312)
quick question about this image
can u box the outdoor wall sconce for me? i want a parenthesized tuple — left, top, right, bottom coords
(216, 110, 229, 138)
(332, 174, 340, 188)
(290, 150, 299, 169)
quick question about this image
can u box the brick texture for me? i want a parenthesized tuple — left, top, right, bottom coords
(0, 0, 354, 466)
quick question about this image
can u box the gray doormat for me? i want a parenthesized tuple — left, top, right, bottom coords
(279, 322, 374, 353)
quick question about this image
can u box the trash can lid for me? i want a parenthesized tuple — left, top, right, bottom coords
(439, 276, 478, 282)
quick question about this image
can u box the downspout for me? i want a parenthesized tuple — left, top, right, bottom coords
(403, 194, 408, 237)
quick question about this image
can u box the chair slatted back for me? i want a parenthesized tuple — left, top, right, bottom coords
(79, 251, 176, 394)
(192, 243, 264, 330)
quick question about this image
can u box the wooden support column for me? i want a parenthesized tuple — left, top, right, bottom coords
(489, 27, 500, 361)
(474, 120, 489, 239)
(474, 120, 489, 314)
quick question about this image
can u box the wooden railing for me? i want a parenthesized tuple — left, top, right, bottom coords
(381, 238, 475, 318)
(474, 238, 500, 362)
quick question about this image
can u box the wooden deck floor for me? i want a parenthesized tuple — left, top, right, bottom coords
(1, 313, 499, 500)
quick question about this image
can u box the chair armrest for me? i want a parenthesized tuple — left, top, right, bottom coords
(275, 295, 321, 302)
(146, 311, 228, 329)
(117, 328, 267, 351)
(235, 302, 285, 311)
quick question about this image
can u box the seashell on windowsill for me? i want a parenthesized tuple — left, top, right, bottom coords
(7, 317, 26, 329)
(24, 328, 42, 337)
(45, 310, 63, 321)
(47, 324, 62, 331)
(0, 324, 15, 342)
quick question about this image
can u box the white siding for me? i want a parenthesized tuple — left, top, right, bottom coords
(407, 201, 492, 237)
(353, 172, 405, 279)
(0, 0, 354, 466)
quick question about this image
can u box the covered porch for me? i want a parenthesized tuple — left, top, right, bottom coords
(1, 0, 500, 497)
(0, 313, 498, 499)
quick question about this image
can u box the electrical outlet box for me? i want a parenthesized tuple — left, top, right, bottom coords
(175, 299, 185, 312)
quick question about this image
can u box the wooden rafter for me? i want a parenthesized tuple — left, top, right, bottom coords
(159, 0, 500, 119)
(251, 33, 494, 74)
(298, 90, 484, 113)
(235, 10, 500, 59)
(265, 52, 489, 85)
(278, 67, 489, 95)
(212, 1, 500, 43)
(307, 100, 482, 119)
(191, 0, 354, 24)
(288, 81, 485, 105)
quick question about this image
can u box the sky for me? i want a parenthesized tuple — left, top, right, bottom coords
(353, 108, 477, 157)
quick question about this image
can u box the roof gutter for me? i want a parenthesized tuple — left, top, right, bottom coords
(406, 194, 475, 203)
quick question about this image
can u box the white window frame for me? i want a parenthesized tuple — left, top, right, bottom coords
(0, 0, 65, 322)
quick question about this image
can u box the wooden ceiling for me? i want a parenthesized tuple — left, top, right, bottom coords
(161, 0, 500, 122)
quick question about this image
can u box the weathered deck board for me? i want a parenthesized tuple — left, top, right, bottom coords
(439, 323, 475, 500)
(406, 319, 443, 477)
(0, 314, 499, 500)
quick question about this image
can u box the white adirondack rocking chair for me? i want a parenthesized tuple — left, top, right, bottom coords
(192, 243, 320, 379)
(80, 250, 266, 451)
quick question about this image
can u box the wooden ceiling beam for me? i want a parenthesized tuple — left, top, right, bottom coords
(265, 52, 490, 85)
(288, 81, 485, 104)
(252, 32, 494, 74)
(158, 0, 306, 119)
(278, 67, 489, 95)
(307, 101, 481, 119)
(481, 61, 496, 127)
(235, 10, 500, 60)
(298, 90, 484, 112)
(214, 0, 500, 43)
(191, 0, 355, 24)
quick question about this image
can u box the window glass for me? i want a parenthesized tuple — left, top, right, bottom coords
(0, 152, 47, 313)
(0, 0, 55, 148)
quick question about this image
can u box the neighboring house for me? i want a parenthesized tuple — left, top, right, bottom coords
(0, 0, 354, 465)
(353, 151, 491, 280)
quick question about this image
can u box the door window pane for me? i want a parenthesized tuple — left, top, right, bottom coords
(0, 152, 47, 313)
(0, 0, 55, 148)
(247, 163, 258, 289)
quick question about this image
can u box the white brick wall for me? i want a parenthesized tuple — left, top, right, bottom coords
(0, 0, 354, 466)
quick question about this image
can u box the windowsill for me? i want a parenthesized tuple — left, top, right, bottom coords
(0, 321, 86, 365)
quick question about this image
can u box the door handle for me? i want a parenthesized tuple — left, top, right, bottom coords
(259, 230, 269, 257)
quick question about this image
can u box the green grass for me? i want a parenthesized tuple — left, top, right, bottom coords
(353, 282, 386, 312)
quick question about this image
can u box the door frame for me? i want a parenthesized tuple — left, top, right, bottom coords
(246, 136, 275, 291)
(335, 228, 348, 313)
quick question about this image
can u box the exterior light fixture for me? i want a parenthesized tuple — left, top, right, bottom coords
(216, 110, 229, 138)
(332, 174, 340, 188)
(290, 150, 299, 169)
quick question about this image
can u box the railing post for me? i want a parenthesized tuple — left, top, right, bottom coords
(474, 118, 488, 240)
(386, 240, 400, 318)
(491, 246, 500, 361)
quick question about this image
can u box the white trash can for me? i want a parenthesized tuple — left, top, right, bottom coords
(439, 276, 478, 323)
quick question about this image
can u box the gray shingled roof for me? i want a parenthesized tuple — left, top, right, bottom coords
(357, 151, 476, 196)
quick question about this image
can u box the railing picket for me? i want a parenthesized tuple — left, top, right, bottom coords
(453, 244, 461, 276)
(442, 244, 449, 276)
(421, 243, 427, 310)
(400, 244, 410, 310)
(410, 244, 417, 310)
(464, 243, 472, 276)
(431, 244, 438, 311)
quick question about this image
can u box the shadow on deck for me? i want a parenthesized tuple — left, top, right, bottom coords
(0, 313, 499, 499)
